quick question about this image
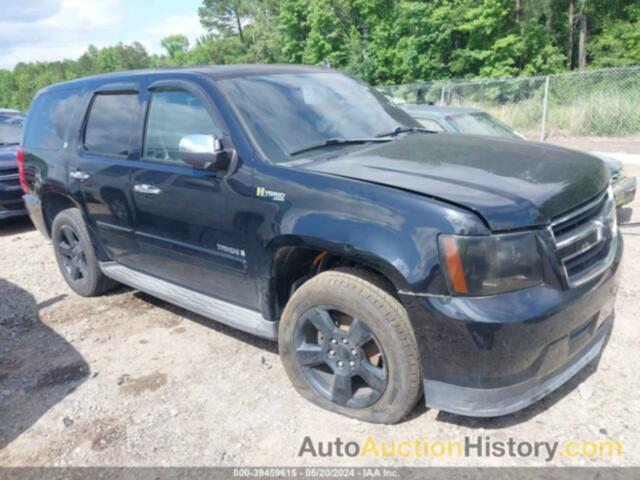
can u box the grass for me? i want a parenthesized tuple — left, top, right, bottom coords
(465, 90, 640, 137)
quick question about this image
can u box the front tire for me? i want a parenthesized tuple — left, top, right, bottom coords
(279, 269, 422, 424)
(51, 208, 118, 297)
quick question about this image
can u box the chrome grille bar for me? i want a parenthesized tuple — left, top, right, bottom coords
(0, 173, 20, 182)
(549, 188, 615, 288)
(550, 190, 608, 235)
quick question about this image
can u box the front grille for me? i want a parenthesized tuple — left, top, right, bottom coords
(0, 168, 20, 188)
(1, 201, 24, 211)
(550, 190, 615, 287)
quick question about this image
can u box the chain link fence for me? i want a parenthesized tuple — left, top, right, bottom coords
(378, 66, 640, 147)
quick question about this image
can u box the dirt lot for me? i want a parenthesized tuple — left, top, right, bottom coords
(525, 133, 640, 155)
(1, 166, 639, 468)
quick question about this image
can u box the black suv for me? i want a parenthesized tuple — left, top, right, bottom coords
(0, 109, 27, 220)
(21, 66, 622, 424)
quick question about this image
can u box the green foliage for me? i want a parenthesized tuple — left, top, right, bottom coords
(160, 35, 190, 66)
(479, 87, 640, 137)
(589, 4, 640, 68)
(1, 0, 639, 111)
(199, 0, 251, 40)
(188, 35, 248, 64)
(278, 0, 310, 63)
(0, 42, 150, 111)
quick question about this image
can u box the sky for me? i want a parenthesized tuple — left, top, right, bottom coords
(0, 0, 207, 70)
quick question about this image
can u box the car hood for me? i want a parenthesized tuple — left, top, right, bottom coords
(302, 134, 609, 231)
(0, 144, 18, 170)
(590, 152, 623, 174)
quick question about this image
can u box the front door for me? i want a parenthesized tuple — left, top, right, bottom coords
(129, 82, 255, 307)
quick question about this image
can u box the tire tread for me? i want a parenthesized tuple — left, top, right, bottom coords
(279, 268, 422, 424)
(52, 208, 119, 297)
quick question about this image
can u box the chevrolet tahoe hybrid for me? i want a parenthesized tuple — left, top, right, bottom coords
(20, 65, 622, 424)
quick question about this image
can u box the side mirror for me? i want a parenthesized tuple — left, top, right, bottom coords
(179, 134, 230, 170)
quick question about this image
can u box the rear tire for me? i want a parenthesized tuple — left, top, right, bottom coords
(51, 208, 118, 297)
(279, 269, 422, 424)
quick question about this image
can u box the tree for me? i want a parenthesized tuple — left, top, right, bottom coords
(1, 0, 639, 112)
(199, 0, 252, 42)
(93, 42, 150, 72)
(589, 3, 640, 68)
(161, 35, 190, 65)
(278, 0, 311, 63)
(187, 34, 248, 64)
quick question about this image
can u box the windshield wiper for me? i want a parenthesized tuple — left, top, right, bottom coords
(375, 126, 437, 138)
(289, 137, 391, 156)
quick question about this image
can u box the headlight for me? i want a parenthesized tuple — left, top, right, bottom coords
(438, 232, 543, 296)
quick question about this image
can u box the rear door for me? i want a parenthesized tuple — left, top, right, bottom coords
(128, 80, 254, 307)
(71, 85, 143, 265)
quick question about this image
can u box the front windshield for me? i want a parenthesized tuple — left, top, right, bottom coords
(0, 114, 25, 145)
(447, 112, 521, 139)
(218, 72, 420, 163)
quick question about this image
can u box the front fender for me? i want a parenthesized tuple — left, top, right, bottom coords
(256, 162, 488, 296)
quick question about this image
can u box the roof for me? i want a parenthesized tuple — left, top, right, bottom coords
(401, 104, 482, 118)
(42, 64, 331, 92)
(194, 63, 328, 79)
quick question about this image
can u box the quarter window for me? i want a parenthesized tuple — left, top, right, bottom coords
(84, 93, 140, 157)
(143, 89, 222, 165)
(23, 89, 82, 150)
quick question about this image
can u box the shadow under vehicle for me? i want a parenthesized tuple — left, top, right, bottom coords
(0, 279, 87, 450)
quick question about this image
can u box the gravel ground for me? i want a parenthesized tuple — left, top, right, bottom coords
(526, 134, 640, 155)
(1, 165, 639, 468)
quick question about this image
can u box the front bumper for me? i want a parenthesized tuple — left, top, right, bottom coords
(613, 176, 636, 207)
(401, 234, 622, 417)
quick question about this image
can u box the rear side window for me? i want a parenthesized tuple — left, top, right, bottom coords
(84, 93, 140, 157)
(23, 89, 82, 150)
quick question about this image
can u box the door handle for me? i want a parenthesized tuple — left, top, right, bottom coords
(69, 170, 91, 182)
(133, 184, 162, 197)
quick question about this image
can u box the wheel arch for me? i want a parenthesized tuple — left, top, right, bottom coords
(265, 235, 411, 322)
(41, 191, 82, 237)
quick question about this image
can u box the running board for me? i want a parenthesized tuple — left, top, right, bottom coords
(99, 262, 277, 340)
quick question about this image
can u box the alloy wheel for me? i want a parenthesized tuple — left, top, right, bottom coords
(57, 225, 88, 283)
(294, 305, 387, 408)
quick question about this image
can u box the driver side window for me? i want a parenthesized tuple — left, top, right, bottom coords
(143, 89, 223, 165)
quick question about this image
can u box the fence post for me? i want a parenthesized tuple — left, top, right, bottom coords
(540, 75, 550, 142)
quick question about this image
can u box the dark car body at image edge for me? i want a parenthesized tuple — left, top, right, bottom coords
(0, 109, 27, 220)
(19, 65, 622, 422)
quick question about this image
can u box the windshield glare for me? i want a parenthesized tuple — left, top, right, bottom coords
(219, 72, 419, 163)
(0, 114, 24, 145)
(447, 112, 520, 139)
